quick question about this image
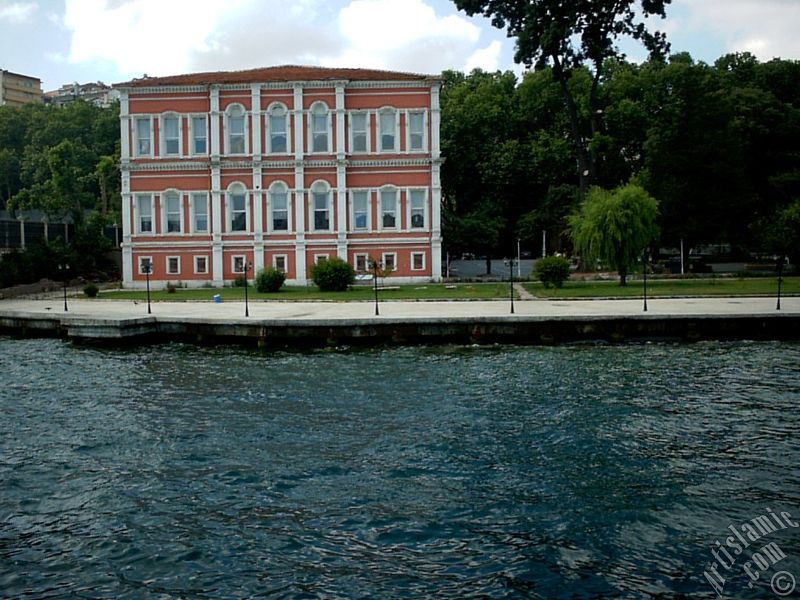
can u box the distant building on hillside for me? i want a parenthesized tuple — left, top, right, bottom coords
(45, 81, 119, 107)
(0, 69, 42, 107)
(114, 65, 443, 288)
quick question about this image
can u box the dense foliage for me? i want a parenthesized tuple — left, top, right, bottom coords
(310, 257, 355, 292)
(533, 256, 571, 289)
(255, 267, 286, 293)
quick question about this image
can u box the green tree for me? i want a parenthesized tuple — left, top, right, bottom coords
(569, 183, 659, 285)
(453, 0, 671, 197)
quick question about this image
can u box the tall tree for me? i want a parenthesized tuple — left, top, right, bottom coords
(452, 0, 671, 197)
(569, 182, 659, 285)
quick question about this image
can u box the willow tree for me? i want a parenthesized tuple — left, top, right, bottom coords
(452, 0, 671, 197)
(569, 183, 658, 285)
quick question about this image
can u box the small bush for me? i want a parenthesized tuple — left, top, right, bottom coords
(256, 267, 286, 293)
(311, 257, 355, 292)
(233, 275, 247, 287)
(83, 282, 99, 298)
(166, 281, 177, 294)
(534, 256, 571, 289)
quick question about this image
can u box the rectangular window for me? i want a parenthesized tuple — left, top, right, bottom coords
(191, 116, 207, 154)
(230, 193, 247, 232)
(229, 115, 245, 154)
(269, 113, 287, 153)
(135, 118, 150, 156)
(312, 113, 328, 153)
(350, 112, 368, 153)
(409, 189, 426, 229)
(271, 190, 289, 231)
(313, 191, 329, 230)
(162, 115, 179, 155)
(352, 190, 368, 230)
(408, 111, 425, 151)
(194, 256, 208, 274)
(164, 193, 181, 233)
(315, 254, 329, 265)
(411, 252, 425, 271)
(166, 256, 180, 275)
(138, 256, 153, 275)
(273, 255, 287, 272)
(136, 195, 152, 233)
(382, 253, 396, 271)
(232, 255, 246, 274)
(354, 253, 368, 273)
(192, 193, 208, 232)
(379, 111, 396, 151)
(381, 189, 396, 228)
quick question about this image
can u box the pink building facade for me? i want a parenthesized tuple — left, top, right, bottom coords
(116, 66, 443, 288)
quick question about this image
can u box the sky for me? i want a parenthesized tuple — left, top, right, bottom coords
(1, 0, 799, 92)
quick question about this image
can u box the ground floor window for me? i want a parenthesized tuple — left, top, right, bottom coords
(273, 255, 287, 272)
(166, 256, 180, 275)
(194, 256, 208, 274)
(354, 253, 369, 273)
(382, 252, 396, 272)
(138, 256, 153, 275)
(411, 252, 425, 271)
(232, 255, 246, 274)
(314, 253, 329, 265)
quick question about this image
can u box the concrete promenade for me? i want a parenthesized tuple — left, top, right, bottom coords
(1, 294, 799, 347)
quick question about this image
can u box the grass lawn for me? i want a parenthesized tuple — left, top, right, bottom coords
(99, 282, 515, 302)
(523, 276, 799, 298)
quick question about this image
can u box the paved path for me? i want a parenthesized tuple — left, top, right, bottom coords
(1, 295, 797, 323)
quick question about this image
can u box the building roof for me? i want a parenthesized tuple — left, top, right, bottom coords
(115, 65, 438, 88)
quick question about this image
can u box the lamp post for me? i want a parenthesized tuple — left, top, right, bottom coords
(370, 258, 382, 316)
(503, 257, 515, 314)
(776, 255, 784, 311)
(141, 259, 152, 314)
(242, 261, 252, 317)
(58, 263, 69, 312)
(642, 249, 649, 312)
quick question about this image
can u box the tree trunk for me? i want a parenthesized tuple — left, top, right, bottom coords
(485, 256, 492, 275)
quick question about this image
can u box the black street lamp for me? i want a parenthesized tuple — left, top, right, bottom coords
(241, 261, 252, 317)
(642, 249, 649, 313)
(370, 258, 382, 316)
(58, 263, 69, 312)
(776, 255, 784, 311)
(141, 259, 152, 314)
(503, 257, 515, 314)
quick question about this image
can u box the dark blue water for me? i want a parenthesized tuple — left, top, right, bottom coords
(1, 338, 799, 599)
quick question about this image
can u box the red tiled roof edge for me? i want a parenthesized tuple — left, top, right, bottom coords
(115, 65, 440, 88)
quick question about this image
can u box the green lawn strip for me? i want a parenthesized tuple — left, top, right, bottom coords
(522, 277, 799, 298)
(98, 282, 514, 302)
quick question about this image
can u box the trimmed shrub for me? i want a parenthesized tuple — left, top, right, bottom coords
(534, 256, 571, 289)
(311, 257, 355, 292)
(166, 281, 177, 293)
(256, 267, 286, 293)
(83, 282, 99, 298)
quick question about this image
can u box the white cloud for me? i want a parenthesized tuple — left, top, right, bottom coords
(0, 1, 37, 22)
(680, 0, 800, 60)
(465, 40, 501, 72)
(62, 0, 247, 78)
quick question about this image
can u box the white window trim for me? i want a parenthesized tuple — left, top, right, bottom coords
(135, 193, 154, 235)
(381, 252, 397, 272)
(159, 112, 183, 157)
(267, 181, 292, 233)
(348, 110, 371, 154)
(266, 102, 292, 155)
(138, 256, 153, 275)
(161, 190, 184, 235)
(354, 253, 369, 273)
(224, 103, 249, 156)
(407, 187, 428, 231)
(308, 102, 331, 154)
(411, 251, 426, 271)
(189, 114, 208, 156)
(166, 255, 181, 275)
(194, 255, 209, 274)
(309, 181, 332, 232)
(133, 116, 153, 158)
(349, 189, 371, 232)
(226, 183, 249, 233)
(272, 254, 288, 272)
(377, 106, 399, 153)
(231, 255, 247, 274)
(314, 253, 330, 265)
(190, 192, 209, 234)
(378, 186, 398, 231)
(405, 109, 428, 153)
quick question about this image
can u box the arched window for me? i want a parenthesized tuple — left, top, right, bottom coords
(160, 113, 181, 156)
(378, 107, 397, 152)
(310, 102, 329, 153)
(267, 103, 289, 154)
(162, 190, 182, 233)
(226, 104, 246, 155)
(269, 181, 290, 232)
(227, 183, 248, 232)
(310, 181, 331, 231)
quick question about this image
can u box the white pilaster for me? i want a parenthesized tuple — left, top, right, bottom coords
(210, 86, 220, 159)
(431, 161, 442, 281)
(211, 167, 223, 285)
(294, 163, 306, 283)
(119, 92, 130, 161)
(431, 84, 441, 160)
(253, 167, 264, 273)
(251, 84, 261, 160)
(121, 185, 133, 286)
(336, 161, 347, 260)
(335, 83, 345, 159)
(293, 85, 304, 159)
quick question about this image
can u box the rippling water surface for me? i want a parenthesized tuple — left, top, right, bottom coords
(1, 338, 799, 598)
